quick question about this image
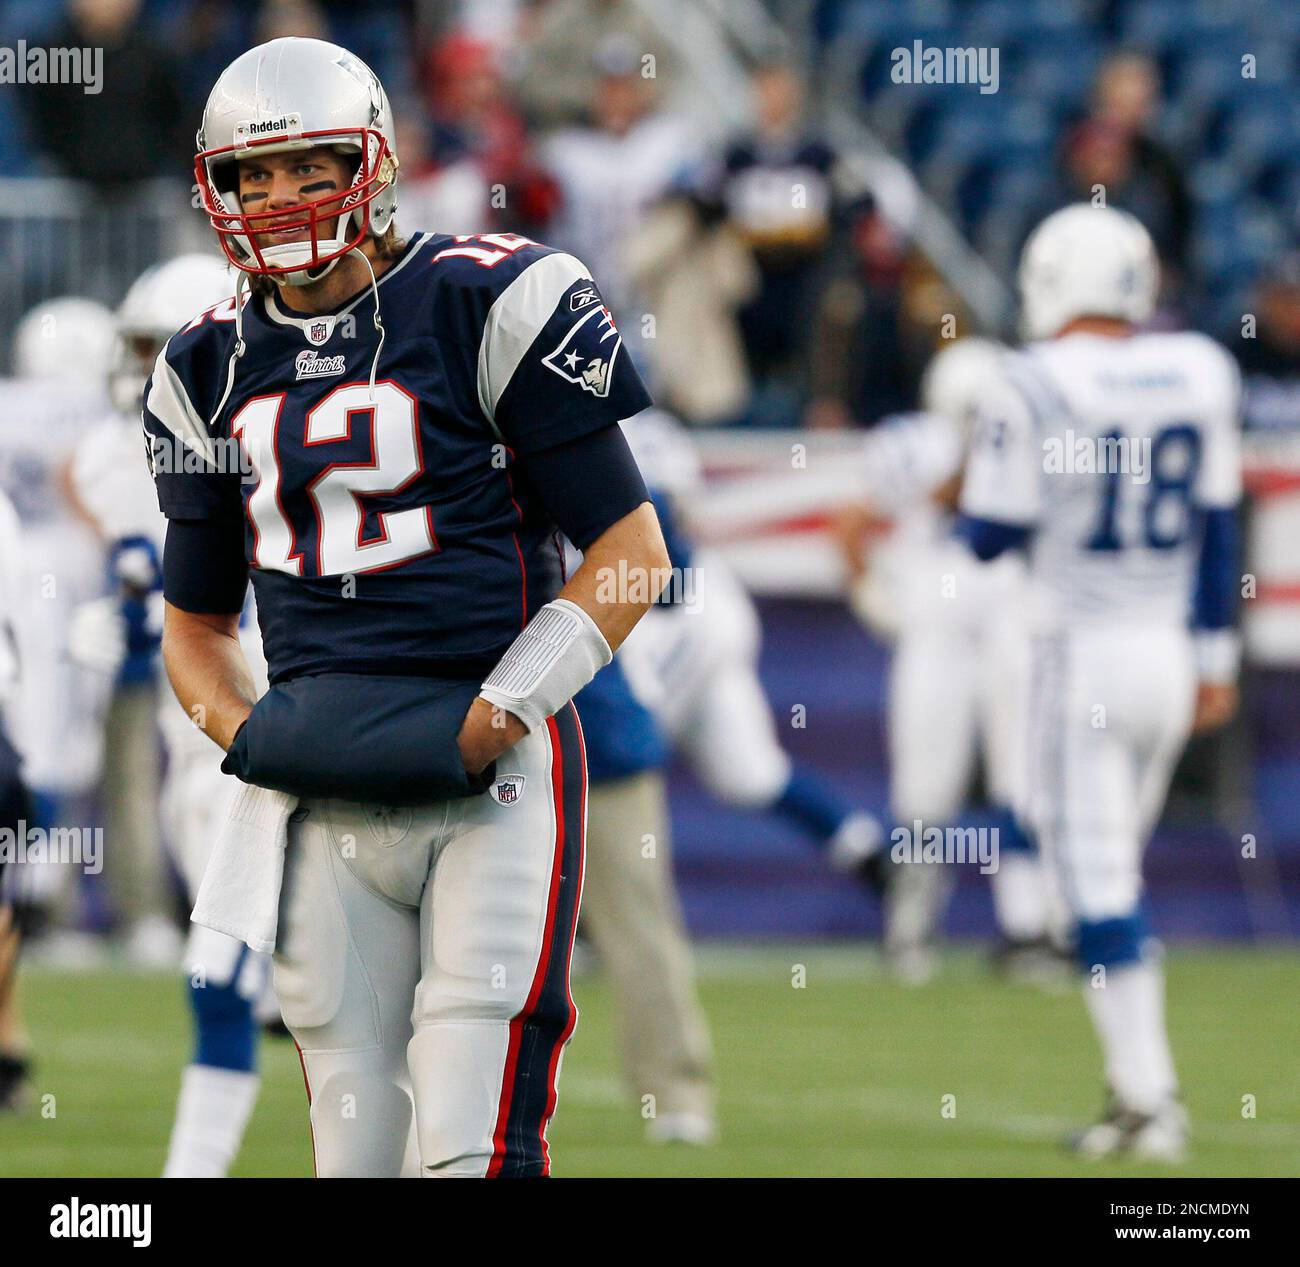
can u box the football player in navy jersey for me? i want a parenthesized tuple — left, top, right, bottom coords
(143, 38, 669, 1177)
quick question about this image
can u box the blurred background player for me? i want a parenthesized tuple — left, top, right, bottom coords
(0, 298, 117, 957)
(959, 204, 1242, 1161)
(68, 253, 274, 1176)
(571, 643, 718, 1147)
(619, 410, 883, 887)
(836, 338, 1059, 982)
(0, 485, 36, 1110)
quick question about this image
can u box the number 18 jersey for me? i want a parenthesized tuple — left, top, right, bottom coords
(960, 331, 1241, 626)
(142, 231, 650, 684)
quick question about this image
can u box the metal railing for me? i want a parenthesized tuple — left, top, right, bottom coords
(0, 177, 210, 367)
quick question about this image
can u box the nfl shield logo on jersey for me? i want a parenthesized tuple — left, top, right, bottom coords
(306, 316, 335, 345)
(489, 774, 526, 806)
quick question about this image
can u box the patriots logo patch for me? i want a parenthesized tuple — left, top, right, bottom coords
(542, 304, 622, 398)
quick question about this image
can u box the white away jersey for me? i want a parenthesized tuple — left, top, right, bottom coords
(960, 331, 1241, 625)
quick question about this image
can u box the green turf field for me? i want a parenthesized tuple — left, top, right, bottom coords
(1, 944, 1296, 1177)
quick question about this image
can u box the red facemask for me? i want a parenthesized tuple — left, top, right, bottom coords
(194, 126, 396, 276)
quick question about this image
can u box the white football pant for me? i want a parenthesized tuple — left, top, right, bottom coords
(273, 705, 586, 1177)
(1026, 623, 1195, 922)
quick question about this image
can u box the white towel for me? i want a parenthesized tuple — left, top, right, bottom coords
(191, 782, 298, 954)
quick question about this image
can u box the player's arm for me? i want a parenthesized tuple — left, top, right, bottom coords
(457, 423, 669, 774)
(1189, 506, 1240, 733)
(557, 500, 669, 648)
(1189, 350, 1244, 733)
(457, 253, 672, 774)
(159, 516, 256, 750)
(163, 605, 257, 750)
(837, 411, 972, 578)
(143, 346, 256, 750)
(955, 373, 1041, 559)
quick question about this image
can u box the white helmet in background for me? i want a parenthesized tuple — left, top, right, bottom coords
(195, 37, 399, 287)
(1018, 203, 1158, 341)
(920, 336, 1006, 439)
(110, 253, 234, 414)
(13, 297, 115, 383)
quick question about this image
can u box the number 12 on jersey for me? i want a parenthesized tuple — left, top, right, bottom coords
(232, 381, 438, 577)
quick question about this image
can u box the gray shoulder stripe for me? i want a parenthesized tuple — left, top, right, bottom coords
(477, 252, 588, 428)
(1004, 356, 1068, 434)
(144, 342, 218, 465)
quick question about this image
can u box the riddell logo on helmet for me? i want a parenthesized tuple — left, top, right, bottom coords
(234, 113, 304, 146)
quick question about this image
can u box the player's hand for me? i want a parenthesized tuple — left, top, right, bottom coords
(457, 696, 527, 776)
(1192, 680, 1238, 734)
(66, 597, 127, 675)
(831, 504, 890, 581)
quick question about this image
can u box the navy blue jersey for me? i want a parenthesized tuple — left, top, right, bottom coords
(143, 232, 651, 684)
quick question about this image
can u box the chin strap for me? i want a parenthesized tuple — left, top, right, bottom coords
(348, 246, 386, 403)
(207, 248, 385, 432)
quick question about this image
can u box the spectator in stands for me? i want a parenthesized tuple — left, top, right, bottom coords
(625, 185, 758, 427)
(23, 0, 189, 193)
(1023, 52, 1192, 303)
(514, 0, 674, 130)
(393, 104, 494, 237)
(256, 0, 330, 43)
(413, 31, 558, 237)
(1233, 252, 1300, 432)
(804, 202, 935, 428)
(1092, 52, 1192, 272)
(718, 58, 841, 427)
(540, 35, 701, 318)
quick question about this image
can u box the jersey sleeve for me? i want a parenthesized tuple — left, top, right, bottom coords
(476, 252, 652, 454)
(959, 367, 1043, 527)
(142, 338, 243, 521)
(859, 411, 964, 513)
(1192, 339, 1243, 510)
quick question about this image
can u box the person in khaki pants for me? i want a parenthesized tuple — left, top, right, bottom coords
(574, 659, 717, 1145)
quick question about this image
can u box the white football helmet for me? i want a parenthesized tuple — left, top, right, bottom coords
(1018, 203, 1158, 340)
(12, 297, 115, 383)
(110, 254, 234, 414)
(919, 336, 1006, 439)
(195, 37, 399, 286)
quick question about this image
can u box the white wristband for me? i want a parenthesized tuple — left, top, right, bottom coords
(479, 598, 612, 732)
(1194, 628, 1240, 684)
